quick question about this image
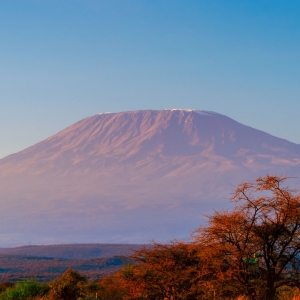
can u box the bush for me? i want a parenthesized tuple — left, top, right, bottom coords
(97, 275, 127, 300)
(47, 269, 87, 300)
(0, 282, 14, 294)
(0, 279, 49, 300)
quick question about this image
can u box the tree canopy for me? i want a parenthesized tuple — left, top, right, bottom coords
(121, 175, 300, 300)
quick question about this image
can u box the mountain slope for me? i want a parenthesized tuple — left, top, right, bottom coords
(0, 109, 299, 245)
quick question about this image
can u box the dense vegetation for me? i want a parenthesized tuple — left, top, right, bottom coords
(0, 244, 141, 282)
(1, 175, 300, 300)
(0, 255, 128, 282)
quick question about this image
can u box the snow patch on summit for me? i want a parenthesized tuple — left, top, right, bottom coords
(194, 110, 212, 116)
(165, 108, 215, 116)
(168, 108, 194, 112)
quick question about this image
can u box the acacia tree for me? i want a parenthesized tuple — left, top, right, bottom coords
(194, 175, 300, 300)
(119, 242, 206, 300)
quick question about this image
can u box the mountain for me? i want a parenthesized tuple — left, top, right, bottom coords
(0, 109, 299, 245)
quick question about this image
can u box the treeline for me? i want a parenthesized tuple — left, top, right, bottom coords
(0, 255, 127, 282)
(1, 175, 300, 300)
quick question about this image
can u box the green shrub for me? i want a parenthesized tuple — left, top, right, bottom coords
(0, 279, 49, 300)
(0, 282, 14, 294)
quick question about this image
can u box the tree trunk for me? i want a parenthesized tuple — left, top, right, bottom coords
(265, 284, 276, 300)
(247, 287, 258, 300)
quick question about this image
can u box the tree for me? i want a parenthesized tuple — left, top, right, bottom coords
(194, 175, 300, 300)
(47, 269, 87, 300)
(97, 275, 128, 300)
(119, 242, 205, 300)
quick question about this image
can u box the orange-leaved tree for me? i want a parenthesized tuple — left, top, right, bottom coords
(194, 175, 300, 300)
(119, 242, 206, 300)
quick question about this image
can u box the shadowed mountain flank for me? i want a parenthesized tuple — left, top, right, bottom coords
(0, 109, 299, 245)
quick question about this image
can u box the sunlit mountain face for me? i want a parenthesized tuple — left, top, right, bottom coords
(1, 109, 299, 246)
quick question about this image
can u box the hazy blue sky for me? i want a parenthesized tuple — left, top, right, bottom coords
(1, 0, 299, 159)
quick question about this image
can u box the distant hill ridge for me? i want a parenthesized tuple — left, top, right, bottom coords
(0, 244, 142, 259)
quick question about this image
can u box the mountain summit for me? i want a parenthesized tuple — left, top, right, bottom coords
(0, 109, 299, 245)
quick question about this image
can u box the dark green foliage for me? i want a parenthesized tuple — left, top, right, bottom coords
(0, 282, 14, 294)
(81, 282, 99, 299)
(0, 279, 49, 300)
(47, 269, 87, 300)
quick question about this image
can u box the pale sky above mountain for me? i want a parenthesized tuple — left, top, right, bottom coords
(0, 0, 299, 159)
